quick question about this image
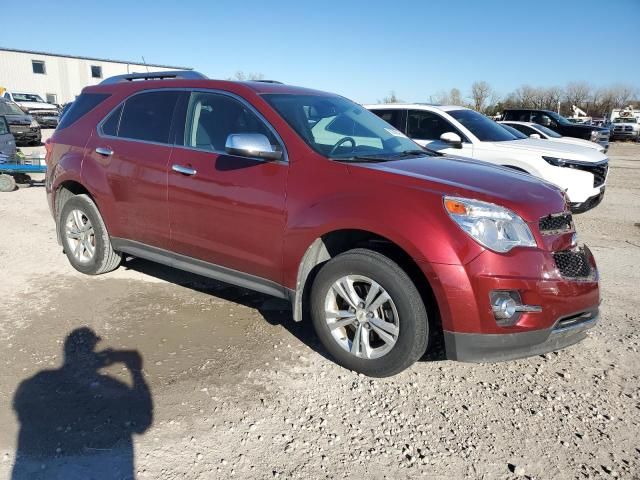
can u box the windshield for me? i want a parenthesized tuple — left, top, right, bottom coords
(500, 124, 527, 139)
(449, 109, 518, 142)
(613, 117, 637, 123)
(263, 94, 420, 159)
(534, 124, 562, 138)
(12, 93, 45, 103)
(0, 101, 25, 115)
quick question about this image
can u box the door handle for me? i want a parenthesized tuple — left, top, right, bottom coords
(172, 164, 197, 176)
(95, 147, 113, 156)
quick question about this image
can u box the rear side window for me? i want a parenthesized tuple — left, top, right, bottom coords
(371, 109, 406, 132)
(57, 93, 110, 130)
(117, 91, 180, 143)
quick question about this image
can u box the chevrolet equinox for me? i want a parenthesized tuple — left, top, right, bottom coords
(45, 71, 600, 377)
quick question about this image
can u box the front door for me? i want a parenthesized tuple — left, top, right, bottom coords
(168, 91, 289, 283)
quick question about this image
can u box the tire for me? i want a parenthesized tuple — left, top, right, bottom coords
(58, 194, 121, 275)
(310, 248, 429, 377)
(0, 174, 16, 192)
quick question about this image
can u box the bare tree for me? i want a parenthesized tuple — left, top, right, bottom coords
(564, 82, 592, 111)
(611, 84, 638, 108)
(449, 88, 463, 106)
(432, 90, 450, 105)
(228, 71, 265, 81)
(381, 91, 401, 103)
(470, 81, 492, 112)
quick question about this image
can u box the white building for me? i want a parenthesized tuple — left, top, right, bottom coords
(0, 47, 191, 105)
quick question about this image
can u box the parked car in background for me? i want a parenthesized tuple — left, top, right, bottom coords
(502, 108, 609, 151)
(45, 71, 600, 376)
(0, 116, 17, 157)
(2, 91, 59, 128)
(500, 121, 606, 152)
(366, 104, 608, 213)
(609, 107, 640, 141)
(0, 98, 41, 146)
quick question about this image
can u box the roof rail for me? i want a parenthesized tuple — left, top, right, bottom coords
(100, 70, 208, 85)
(252, 80, 284, 84)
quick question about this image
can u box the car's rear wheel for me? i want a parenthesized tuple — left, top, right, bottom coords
(310, 248, 429, 377)
(58, 194, 121, 275)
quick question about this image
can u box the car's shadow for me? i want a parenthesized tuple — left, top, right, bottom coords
(122, 257, 447, 366)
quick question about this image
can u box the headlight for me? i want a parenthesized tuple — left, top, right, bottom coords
(30, 119, 39, 128)
(443, 196, 537, 253)
(590, 130, 599, 141)
(542, 156, 570, 167)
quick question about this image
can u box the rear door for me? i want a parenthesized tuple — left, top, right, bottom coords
(407, 109, 474, 157)
(167, 90, 289, 283)
(84, 90, 180, 249)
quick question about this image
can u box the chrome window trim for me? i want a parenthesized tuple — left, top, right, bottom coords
(96, 87, 288, 163)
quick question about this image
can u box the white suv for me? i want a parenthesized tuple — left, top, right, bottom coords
(365, 104, 608, 213)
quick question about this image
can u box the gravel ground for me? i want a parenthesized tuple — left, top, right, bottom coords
(0, 142, 638, 480)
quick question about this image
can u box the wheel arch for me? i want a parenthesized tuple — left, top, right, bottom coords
(291, 229, 441, 333)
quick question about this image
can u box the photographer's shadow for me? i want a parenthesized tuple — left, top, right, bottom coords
(11, 328, 152, 480)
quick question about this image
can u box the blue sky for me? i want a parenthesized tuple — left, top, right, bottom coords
(1, 0, 638, 103)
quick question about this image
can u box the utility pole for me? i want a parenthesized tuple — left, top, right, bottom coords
(557, 99, 561, 114)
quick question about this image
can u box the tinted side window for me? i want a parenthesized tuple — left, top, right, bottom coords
(0, 117, 9, 135)
(532, 113, 556, 128)
(101, 104, 123, 136)
(372, 109, 406, 132)
(118, 91, 180, 143)
(407, 110, 457, 140)
(57, 93, 110, 130)
(184, 92, 280, 153)
(509, 123, 534, 135)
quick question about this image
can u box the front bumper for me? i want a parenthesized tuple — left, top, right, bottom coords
(570, 187, 605, 214)
(444, 308, 598, 362)
(423, 244, 600, 362)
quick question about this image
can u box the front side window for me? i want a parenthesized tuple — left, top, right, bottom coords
(448, 109, 518, 142)
(117, 91, 180, 143)
(506, 123, 536, 136)
(264, 94, 418, 158)
(32, 60, 46, 74)
(500, 124, 528, 139)
(407, 110, 462, 140)
(534, 124, 562, 138)
(183, 92, 280, 153)
(0, 117, 9, 135)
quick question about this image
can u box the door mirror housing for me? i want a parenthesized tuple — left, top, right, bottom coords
(225, 133, 282, 161)
(529, 133, 542, 139)
(440, 132, 462, 148)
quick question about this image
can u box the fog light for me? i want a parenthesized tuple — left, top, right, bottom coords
(490, 291, 542, 327)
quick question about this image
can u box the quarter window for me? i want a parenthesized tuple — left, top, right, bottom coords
(117, 91, 180, 143)
(407, 110, 461, 140)
(32, 60, 46, 74)
(101, 104, 123, 136)
(57, 93, 111, 130)
(183, 92, 280, 153)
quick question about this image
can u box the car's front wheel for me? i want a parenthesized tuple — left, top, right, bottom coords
(310, 249, 429, 377)
(58, 194, 121, 275)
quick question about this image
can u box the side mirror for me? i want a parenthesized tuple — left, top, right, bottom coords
(440, 132, 462, 148)
(225, 133, 283, 161)
(529, 133, 541, 139)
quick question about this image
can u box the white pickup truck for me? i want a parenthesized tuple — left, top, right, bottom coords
(1, 91, 59, 128)
(610, 107, 640, 141)
(366, 104, 609, 213)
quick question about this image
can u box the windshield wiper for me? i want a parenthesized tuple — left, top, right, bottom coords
(402, 148, 443, 157)
(332, 155, 391, 163)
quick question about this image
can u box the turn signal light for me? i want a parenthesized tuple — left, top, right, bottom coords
(444, 198, 468, 215)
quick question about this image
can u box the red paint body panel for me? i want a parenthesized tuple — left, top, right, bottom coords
(45, 79, 600, 346)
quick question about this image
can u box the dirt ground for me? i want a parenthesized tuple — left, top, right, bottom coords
(0, 141, 638, 480)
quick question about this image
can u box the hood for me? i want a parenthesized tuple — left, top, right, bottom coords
(16, 101, 58, 111)
(3, 113, 33, 125)
(490, 138, 607, 163)
(350, 155, 566, 221)
(551, 137, 605, 152)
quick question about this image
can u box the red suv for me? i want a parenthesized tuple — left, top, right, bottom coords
(46, 71, 600, 377)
